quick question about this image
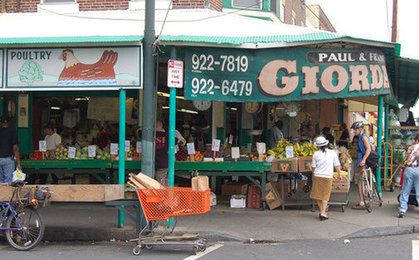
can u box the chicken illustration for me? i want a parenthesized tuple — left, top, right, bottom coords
(58, 49, 118, 85)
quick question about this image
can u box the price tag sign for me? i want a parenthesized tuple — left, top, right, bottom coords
(68, 147, 76, 159)
(246, 143, 252, 153)
(285, 146, 294, 158)
(256, 142, 266, 155)
(136, 141, 142, 153)
(231, 147, 240, 159)
(88, 145, 96, 158)
(39, 140, 47, 152)
(175, 144, 179, 154)
(187, 143, 196, 155)
(228, 134, 234, 145)
(125, 140, 130, 152)
(110, 143, 119, 155)
(212, 139, 221, 152)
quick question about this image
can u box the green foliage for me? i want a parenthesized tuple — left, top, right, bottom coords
(19, 61, 43, 85)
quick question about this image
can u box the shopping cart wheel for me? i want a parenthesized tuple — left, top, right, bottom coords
(198, 244, 206, 252)
(341, 206, 345, 212)
(145, 244, 153, 250)
(193, 245, 201, 255)
(133, 245, 142, 256)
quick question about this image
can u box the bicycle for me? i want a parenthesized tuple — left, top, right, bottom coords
(0, 181, 48, 251)
(360, 167, 383, 213)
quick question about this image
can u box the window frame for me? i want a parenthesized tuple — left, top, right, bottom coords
(231, 0, 263, 10)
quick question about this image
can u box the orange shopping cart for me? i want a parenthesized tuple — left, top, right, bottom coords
(132, 187, 211, 255)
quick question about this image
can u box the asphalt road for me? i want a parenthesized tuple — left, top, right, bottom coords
(0, 233, 418, 260)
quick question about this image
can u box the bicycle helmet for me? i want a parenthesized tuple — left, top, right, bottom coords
(351, 121, 364, 130)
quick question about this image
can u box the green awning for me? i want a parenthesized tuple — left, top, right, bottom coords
(394, 57, 419, 107)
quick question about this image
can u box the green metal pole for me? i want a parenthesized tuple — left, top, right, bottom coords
(384, 101, 390, 189)
(141, 0, 156, 178)
(118, 89, 126, 228)
(376, 95, 384, 194)
(168, 47, 177, 187)
(168, 48, 177, 229)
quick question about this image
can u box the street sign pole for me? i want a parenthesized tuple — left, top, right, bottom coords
(141, 0, 156, 178)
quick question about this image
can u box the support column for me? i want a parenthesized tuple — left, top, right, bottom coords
(384, 101, 390, 189)
(376, 95, 384, 194)
(118, 89, 126, 227)
(168, 48, 177, 229)
(168, 47, 177, 188)
(141, 0, 156, 178)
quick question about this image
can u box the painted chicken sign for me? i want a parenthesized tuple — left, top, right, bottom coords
(58, 49, 118, 86)
(6, 47, 141, 90)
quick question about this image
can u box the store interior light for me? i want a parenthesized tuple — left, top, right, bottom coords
(178, 109, 198, 114)
(51, 106, 61, 110)
(230, 107, 238, 111)
(161, 106, 198, 114)
(75, 97, 90, 101)
(157, 92, 185, 100)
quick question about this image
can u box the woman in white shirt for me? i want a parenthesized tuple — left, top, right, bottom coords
(310, 136, 341, 221)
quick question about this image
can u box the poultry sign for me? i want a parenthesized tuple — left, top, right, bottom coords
(5, 47, 141, 90)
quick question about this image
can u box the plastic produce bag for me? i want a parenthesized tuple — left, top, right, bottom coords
(12, 168, 26, 182)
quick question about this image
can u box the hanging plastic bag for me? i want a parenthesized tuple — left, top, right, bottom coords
(12, 168, 26, 182)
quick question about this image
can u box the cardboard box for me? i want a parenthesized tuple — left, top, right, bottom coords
(230, 195, 246, 208)
(221, 183, 248, 196)
(247, 184, 261, 209)
(265, 182, 282, 210)
(271, 158, 299, 173)
(210, 192, 217, 207)
(298, 156, 313, 172)
(332, 179, 349, 193)
(75, 175, 90, 184)
(270, 180, 290, 194)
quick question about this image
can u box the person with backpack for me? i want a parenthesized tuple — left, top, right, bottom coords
(350, 121, 378, 209)
(398, 133, 419, 218)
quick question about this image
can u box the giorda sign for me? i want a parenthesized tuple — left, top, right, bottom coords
(184, 47, 391, 102)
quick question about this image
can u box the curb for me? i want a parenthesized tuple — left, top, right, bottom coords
(43, 226, 243, 243)
(343, 224, 419, 239)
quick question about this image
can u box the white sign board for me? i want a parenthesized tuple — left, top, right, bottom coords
(167, 59, 184, 88)
(256, 142, 266, 155)
(110, 143, 119, 155)
(136, 141, 142, 153)
(125, 140, 131, 152)
(39, 141, 47, 152)
(285, 146, 294, 158)
(6, 47, 142, 90)
(88, 145, 96, 158)
(231, 147, 240, 159)
(68, 147, 76, 159)
(212, 139, 221, 152)
(0, 50, 3, 88)
(187, 143, 196, 155)
(228, 134, 234, 145)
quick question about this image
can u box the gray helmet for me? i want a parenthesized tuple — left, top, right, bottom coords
(351, 121, 364, 130)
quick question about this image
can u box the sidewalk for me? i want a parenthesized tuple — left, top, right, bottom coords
(39, 188, 419, 242)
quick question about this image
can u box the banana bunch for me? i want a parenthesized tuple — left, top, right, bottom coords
(267, 141, 317, 159)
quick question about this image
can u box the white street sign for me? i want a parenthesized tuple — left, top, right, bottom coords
(167, 59, 184, 88)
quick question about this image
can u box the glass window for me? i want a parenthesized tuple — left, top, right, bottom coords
(232, 0, 262, 10)
(43, 0, 75, 3)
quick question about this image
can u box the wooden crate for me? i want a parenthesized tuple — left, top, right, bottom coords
(0, 184, 124, 202)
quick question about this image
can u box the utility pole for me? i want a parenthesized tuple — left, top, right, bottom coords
(141, 0, 156, 177)
(391, 0, 398, 42)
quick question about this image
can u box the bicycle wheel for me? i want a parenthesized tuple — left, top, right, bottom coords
(5, 207, 45, 251)
(371, 175, 383, 207)
(361, 177, 373, 213)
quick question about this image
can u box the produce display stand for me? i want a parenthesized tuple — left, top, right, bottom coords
(22, 160, 113, 184)
(272, 171, 314, 211)
(175, 161, 270, 209)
